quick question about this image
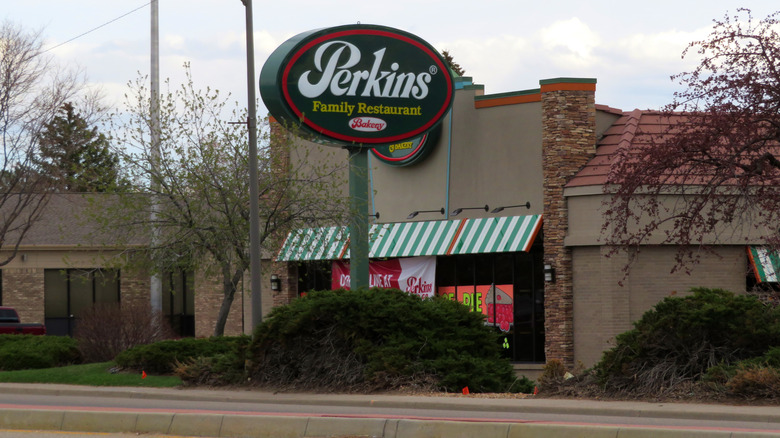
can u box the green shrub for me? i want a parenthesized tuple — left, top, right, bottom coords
(0, 335, 81, 370)
(115, 336, 250, 374)
(594, 288, 780, 394)
(506, 375, 536, 394)
(249, 288, 515, 393)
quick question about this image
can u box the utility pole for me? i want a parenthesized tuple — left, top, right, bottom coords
(242, 0, 263, 329)
(150, 0, 162, 315)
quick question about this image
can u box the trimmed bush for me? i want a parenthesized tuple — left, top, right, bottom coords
(0, 335, 81, 370)
(115, 336, 250, 374)
(595, 288, 780, 395)
(248, 288, 516, 393)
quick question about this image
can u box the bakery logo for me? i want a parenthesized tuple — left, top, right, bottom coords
(350, 117, 386, 132)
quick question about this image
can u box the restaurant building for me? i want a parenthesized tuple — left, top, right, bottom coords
(272, 75, 775, 372)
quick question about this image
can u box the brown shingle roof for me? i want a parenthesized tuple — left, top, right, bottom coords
(10, 193, 148, 248)
(567, 109, 669, 188)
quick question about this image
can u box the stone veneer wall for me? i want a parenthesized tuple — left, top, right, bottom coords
(540, 79, 597, 369)
(2, 268, 45, 324)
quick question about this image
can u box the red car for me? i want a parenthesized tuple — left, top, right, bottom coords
(0, 307, 46, 335)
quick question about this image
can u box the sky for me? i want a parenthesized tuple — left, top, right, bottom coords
(3, 1, 778, 116)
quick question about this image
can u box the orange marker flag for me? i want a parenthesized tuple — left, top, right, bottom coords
(462, 386, 469, 395)
(142, 370, 147, 379)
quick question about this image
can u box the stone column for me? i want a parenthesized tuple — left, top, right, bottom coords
(540, 78, 597, 369)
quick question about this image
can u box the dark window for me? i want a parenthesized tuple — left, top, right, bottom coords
(163, 270, 195, 337)
(435, 246, 545, 363)
(298, 261, 331, 294)
(44, 269, 120, 336)
(0, 308, 17, 322)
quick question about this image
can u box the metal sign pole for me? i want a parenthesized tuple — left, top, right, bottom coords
(347, 147, 370, 290)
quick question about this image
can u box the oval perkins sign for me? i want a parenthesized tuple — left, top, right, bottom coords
(260, 25, 454, 147)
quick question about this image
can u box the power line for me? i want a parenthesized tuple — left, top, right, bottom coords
(42, 2, 152, 54)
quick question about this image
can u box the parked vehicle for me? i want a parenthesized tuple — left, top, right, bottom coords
(0, 307, 46, 335)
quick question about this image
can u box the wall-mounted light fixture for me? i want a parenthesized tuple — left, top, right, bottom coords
(369, 212, 380, 220)
(491, 202, 531, 214)
(407, 208, 444, 219)
(451, 205, 488, 216)
(544, 264, 555, 283)
(270, 274, 281, 292)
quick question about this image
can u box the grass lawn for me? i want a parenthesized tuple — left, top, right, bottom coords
(0, 361, 181, 387)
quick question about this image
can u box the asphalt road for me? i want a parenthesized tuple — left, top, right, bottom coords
(1, 383, 780, 437)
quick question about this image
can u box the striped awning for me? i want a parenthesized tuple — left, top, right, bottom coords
(277, 215, 542, 261)
(448, 215, 542, 255)
(276, 226, 349, 261)
(748, 246, 780, 283)
(365, 219, 464, 258)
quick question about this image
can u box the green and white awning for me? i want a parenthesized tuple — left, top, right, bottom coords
(276, 226, 349, 261)
(748, 246, 780, 283)
(367, 219, 464, 258)
(448, 215, 542, 255)
(276, 215, 542, 261)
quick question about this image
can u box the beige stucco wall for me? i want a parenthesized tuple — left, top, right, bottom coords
(565, 189, 774, 247)
(572, 245, 748, 367)
(371, 87, 545, 222)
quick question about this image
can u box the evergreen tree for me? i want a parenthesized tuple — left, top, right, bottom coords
(38, 102, 126, 192)
(441, 50, 465, 77)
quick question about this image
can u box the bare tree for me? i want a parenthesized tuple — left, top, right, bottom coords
(0, 21, 88, 266)
(603, 9, 780, 272)
(93, 66, 347, 336)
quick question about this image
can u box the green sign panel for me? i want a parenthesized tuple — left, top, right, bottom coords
(371, 124, 440, 166)
(260, 24, 454, 147)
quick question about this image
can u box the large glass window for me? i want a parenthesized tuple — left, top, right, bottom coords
(44, 269, 119, 336)
(435, 245, 545, 363)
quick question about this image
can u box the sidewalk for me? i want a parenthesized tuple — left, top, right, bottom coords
(0, 383, 779, 437)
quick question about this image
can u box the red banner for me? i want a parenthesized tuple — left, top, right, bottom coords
(331, 256, 436, 298)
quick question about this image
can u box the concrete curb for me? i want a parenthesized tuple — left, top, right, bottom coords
(0, 408, 777, 438)
(1, 384, 780, 437)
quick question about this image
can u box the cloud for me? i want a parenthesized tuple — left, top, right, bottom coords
(538, 18, 602, 69)
(164, 34, 185, 51)
(612, 27, 709, 69)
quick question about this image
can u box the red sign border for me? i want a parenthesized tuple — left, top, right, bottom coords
(281, 28, 454, 145)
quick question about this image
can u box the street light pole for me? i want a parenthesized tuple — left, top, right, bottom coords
(242, 0, 263, 330)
